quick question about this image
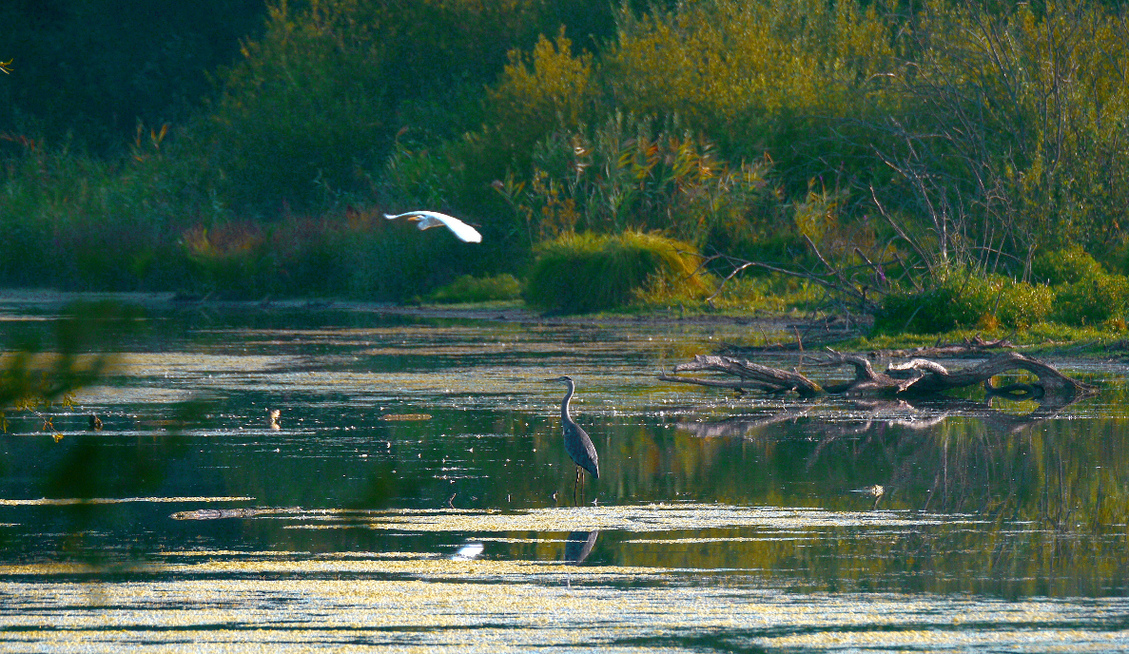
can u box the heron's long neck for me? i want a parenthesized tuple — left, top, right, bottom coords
(560, 382, 575, 422)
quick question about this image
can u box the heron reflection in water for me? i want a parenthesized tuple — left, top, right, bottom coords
(564, 530, 599, 565)
(563, 530, 599, 589)
(547, 375, 599, 503)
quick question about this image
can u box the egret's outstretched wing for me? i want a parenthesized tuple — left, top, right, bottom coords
(383, 211, 483, 243)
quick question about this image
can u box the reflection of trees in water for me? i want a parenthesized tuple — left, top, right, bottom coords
(679, 394, 1129, 596)
(679, 394, 1101, 510)
(798, 396, 1082, 512)
(0, 302, 209, 566)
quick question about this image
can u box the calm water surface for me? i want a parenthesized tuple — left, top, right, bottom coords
(1, 292, 1127, 652)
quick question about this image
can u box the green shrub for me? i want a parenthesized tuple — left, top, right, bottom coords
(1032, 245, 1105, 286)
(198, 0, 598, 214)
(379, 142, 466, 213)
(524, 231, 713, 313)
(0, 143, 202, 291)
(198, 7, 392, 213)
(429, 274, 522, 304)
(994, 279, 1056, 330)
(875, 270, 1053, 334)
(1029, 246, 1129, 326)
(501, 113, 772, 248)
(1050, 273, 1129, 326)
(486, 30, 595, 169)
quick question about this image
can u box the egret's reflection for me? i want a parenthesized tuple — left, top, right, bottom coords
(451, 541, 484, 561)
(849, 484, 888, 509)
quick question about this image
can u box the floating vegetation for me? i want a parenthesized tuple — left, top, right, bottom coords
(2, 496, 254, 506)
(162, 503, 979, 538)
(0, 563, 1125, 652)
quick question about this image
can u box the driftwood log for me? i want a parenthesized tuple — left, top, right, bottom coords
(659, 350, 1096, 400)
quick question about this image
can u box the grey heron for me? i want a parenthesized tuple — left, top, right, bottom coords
(383, 210, 482, 243)
(548, 375, 599, 502)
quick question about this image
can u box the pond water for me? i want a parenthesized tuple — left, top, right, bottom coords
(1, 293, 1127, 652)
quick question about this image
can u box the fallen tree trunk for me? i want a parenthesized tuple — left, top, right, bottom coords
(659, 351, 1096, 400)
(661, 355, 824, 397)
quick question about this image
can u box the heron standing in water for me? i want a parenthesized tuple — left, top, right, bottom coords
(547, 375, 599, 503)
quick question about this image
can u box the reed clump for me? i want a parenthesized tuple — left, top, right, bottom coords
(524, 232, 712, 313)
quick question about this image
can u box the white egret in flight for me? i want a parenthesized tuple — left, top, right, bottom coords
(383, 210, 482, 243)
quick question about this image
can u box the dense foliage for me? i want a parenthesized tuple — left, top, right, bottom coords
(0, 1, 267, 154)
(3, 0, 1129, 322)
(875, 270, 1056, 334)
(524, 231, 712, 313)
